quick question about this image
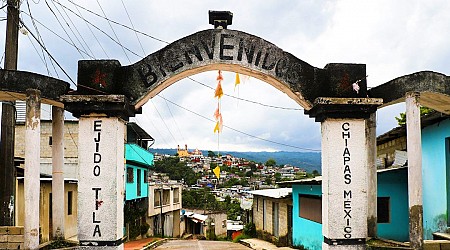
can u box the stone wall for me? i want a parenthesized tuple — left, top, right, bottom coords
(0, 226, 24, 249)
(252, 196, 291, 241)
(377, 135, 407, 168)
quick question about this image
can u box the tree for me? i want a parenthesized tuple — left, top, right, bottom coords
(312, 170, 320, 176)
(154, 157, 199, 185)
(274, 172, 282, 182)
(265, 158, 276, 167)
(207, 150, 216, 157)
(265, 176, 272, 185)
(395, 106, 434, 126)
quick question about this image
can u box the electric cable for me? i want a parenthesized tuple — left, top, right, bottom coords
(156, 95, 321, 152)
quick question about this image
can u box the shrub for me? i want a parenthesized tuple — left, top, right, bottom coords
(243, 223, 256, 238)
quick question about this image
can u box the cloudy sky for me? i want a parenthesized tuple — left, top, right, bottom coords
(1, 0, 449, 152)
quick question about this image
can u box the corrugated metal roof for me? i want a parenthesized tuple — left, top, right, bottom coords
(247, 188, 292, 199)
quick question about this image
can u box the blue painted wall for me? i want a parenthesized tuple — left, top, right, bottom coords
(125, 144, 154, 201)
(292, 184, 322, 250)
(421, 118, 450, 239)
(292, 168, 409, 247)
(377, 167, 409, 241)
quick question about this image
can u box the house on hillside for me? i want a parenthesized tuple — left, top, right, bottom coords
(147, 181, 182, 237)
(248, 188, 293, 247)
(124, 122, 155, 238)
(279, 111, 450, 249)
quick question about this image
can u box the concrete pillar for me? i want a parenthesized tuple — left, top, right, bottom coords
(24, 89, 41, 250)
(406, 92, 423, 250)
(321, 118, 367, 250)
(52, 106, 65, 239)
(366, 112, 377, 237)
(77, 115, 125, 249)
(306, 97, 381, 250)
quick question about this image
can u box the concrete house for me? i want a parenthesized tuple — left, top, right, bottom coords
(248, 188, 293, 247)
(147, 182, 182, 237)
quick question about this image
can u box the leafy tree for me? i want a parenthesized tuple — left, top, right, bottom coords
(265, 176, 272, 185)
(245, 170, 253, 177)
(208, 150, 216, 157)
(395, 106, 434, 126)
(265, 158, 276, 167)
(312, 170, 320, 176)
(274, 172, 282, 182)
(249, 162, 257, 172)
(154, 157, 199, 185)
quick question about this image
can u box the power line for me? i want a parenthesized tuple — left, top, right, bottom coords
(159, 92, 186, 144)
(120, 0, 146, 56)
(96, 0, 131, 63)
(25, 0, 54, 76)
(44, 0, 85, 58)
(150, 99, 179, 147)
(19, 19, 76, 85)
(187, 76, 304, 111)
(156, 95, 321, 152)
(65, 0, 169, 45)
(50, 1, 142, 58)
(71, 1, 109, 58)
(49, 0, 95, 58)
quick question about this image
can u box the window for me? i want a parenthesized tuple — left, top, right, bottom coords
(272, 202, 279, 237)
(68, 191, 73, 215)
(262, 199, 266, 230)
(144, 170, 148, 183)
(299, 195, 322, 224)
(173, 188, 180, 204)
(163, 189, 170, 205)
(137, 169, 141, 196)
(256, 197, 259, 211)
(49, 136, 52, 146)
(127, 167, 134, 183)
(154, 189, 161, 207)
(377, 197, 390, 223)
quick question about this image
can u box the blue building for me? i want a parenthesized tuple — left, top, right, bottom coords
(281, 112, 450, 249)
(125, 122, 155, 201)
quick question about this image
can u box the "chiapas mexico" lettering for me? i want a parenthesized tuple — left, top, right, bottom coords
(342, 122, 353, 239)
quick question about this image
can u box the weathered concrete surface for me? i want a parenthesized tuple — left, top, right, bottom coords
(61, 95, 138, 120)
(52, 106, 65, 239)
(0, 69, 70, 106)
(77, 29, 369, 110)
(77, 116, 125, 249)
(155, 240, 251, 250)
(406, 92, 423, 250)
(24, 89, 41, 250)
(306, 97, 382, 122)
(368, 71, 450, 114)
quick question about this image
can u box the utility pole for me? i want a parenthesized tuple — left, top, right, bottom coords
(0, 0, 19, 226)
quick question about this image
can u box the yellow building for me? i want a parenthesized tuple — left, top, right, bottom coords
(15, 177, 78, 242)
(177, 144, 190, 157)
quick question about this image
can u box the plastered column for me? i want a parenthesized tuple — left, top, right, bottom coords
(406, 92, 423, 250)
(366, 113, 377, 237)
(78, 115, 125, 249)
(52, 106, 65, 239)
(322, 118, 367, 250)
(24, 89, 41, 249)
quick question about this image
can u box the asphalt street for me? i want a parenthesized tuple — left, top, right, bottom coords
(155, 239, 251, 250)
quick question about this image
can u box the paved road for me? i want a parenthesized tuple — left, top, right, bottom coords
(155, 239, 251, 250)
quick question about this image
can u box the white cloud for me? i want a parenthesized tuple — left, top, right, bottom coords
(2, 0, 449, 151)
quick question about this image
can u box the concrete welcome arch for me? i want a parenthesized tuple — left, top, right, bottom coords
(75, 28, 368, 111)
